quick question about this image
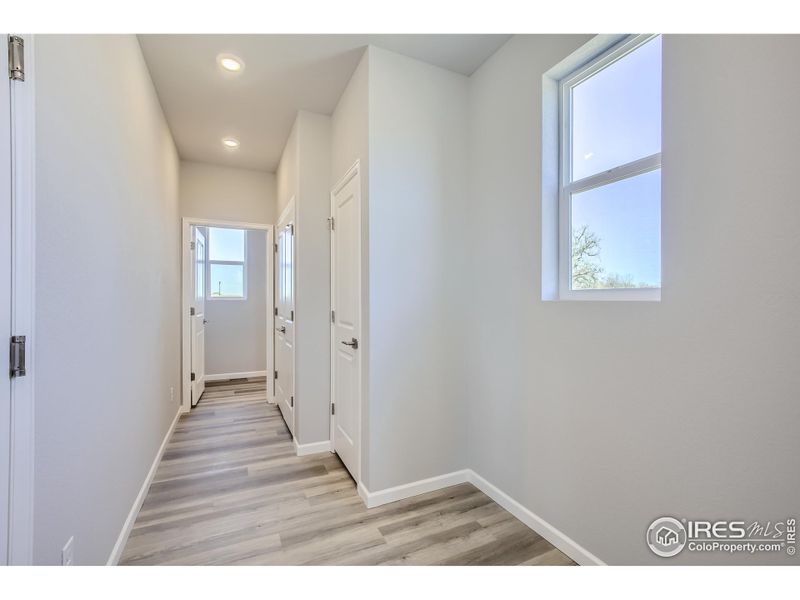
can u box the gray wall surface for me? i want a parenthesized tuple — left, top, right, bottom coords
(204, 228, 268, 376)
(464, 34, 800, 565)
(34, 35, 180, 565)
(180, 160, 277, 225)
(294, 112, 332, 445)
(366, 47, 470, 490)
(276, 111, 333, 445)
(330, 52, 371, 477)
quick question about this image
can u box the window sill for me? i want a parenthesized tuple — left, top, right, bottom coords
(557, 287, 661, 302)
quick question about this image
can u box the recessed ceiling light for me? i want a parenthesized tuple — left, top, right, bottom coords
(222, 137, 240, 149)
(217, 54, 244, 73)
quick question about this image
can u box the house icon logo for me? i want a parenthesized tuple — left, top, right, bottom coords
(647, 517, 687, 557)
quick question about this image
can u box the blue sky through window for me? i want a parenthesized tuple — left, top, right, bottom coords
(572, 36, 661, 181)
(208, 227, 246, 297)
(208, 227, 245, 262)
(572, 170, 661, 287)
(569, 36, 661, 289)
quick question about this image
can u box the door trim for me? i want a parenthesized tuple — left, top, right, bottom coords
(329, 159, 363, 483)
(180, 217, 275, 414)
(274, 197, 296, 436)
(4, 33, 36, 565)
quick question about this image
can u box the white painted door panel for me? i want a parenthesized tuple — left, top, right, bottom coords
(1, 42, 12, 565)
(191, 227, 206, 405)
(331, 168, 361, 480)
(275, 204, 295, 434)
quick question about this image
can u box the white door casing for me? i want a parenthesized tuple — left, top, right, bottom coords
(275, 200, 296, 435)
(1, 36, 13, 565)
(191, 227, 206, 405)
(330, 162, 362, 481)
(181, 218, 274, 414)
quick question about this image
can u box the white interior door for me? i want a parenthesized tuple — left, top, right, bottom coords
(275, 205, 295, 434)
(331, 166, 361, 480)
(191, 227, 206, 405)
(1, 40, 12, 565)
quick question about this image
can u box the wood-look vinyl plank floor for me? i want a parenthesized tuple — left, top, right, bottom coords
(120, 377, 574, 566)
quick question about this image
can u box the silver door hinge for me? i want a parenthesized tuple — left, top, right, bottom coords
(189, 307, 196, 316)
(328, 217, 335, 231)
(10, 335, 26, 377)
(290, 396, 294, 408)
(190, 372, 196, 381)
(289, 224, 294, 235)
(274, 243, 278, 252)
(274, 307, 278, 316)
(274, 370, 278, 380)
(331, 310, 335, 323)
(290, 310, 294, 321)
(331, 403, 335, 415)
(8, 36, 24, 81)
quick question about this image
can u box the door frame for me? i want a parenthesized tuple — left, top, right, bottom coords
(189, 226, 207, 406)
(329, 160, 363, 482)
(180, 217, 275, 413)
(4, 33, 36, 564)
(274, 197, 297, 436)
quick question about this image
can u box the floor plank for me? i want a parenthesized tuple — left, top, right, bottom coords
(120, 377, 575, 566)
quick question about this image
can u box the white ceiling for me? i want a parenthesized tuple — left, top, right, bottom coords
(138, 35, 511, 171)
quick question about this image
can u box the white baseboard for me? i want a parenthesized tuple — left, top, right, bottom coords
(358, 470, 471, 509)
(355, 467, 604, 565)
(293, 438, 332, 456)
(467, 470, 605, 566)
(106, 408, 181, 565)
(205, 370, 267, 382)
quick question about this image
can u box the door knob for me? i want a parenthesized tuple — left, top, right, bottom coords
(203, 319, 208, 324)
(278, 326, 286, 333)
(341, 337, 359, 349)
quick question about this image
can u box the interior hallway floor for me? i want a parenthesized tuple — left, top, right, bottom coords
(120, 378, 574, 565)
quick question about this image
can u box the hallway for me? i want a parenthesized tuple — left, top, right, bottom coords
(120, 379, 572, 565)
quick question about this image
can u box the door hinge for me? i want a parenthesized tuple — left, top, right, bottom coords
(190, 241, 196, 251)
(274, 243, 278, 252)
(10, 335, 26, 377)
(8, 35, 24, 81)
(290, 396, 294, 408)
(289, 224, 294, 235)
(289, 310, 294, 321)
(328, 217, 335, 231)
(190, 307, 196, 316)
(331, 309, 335, 324)
(331, 403, 335, 416)
(274, 370, 278, 380)
(190, 372, 196, 381)
(274, 307, 278, 316)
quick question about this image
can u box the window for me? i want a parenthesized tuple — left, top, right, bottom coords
(207, 227, 246, 299)
(559, 34, 662, 300)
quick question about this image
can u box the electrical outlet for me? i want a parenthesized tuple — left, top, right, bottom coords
(62, 536, 74, 566)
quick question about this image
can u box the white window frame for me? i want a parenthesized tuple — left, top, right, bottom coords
(558, 34, 661, 301)
(206, 227, 248, 300)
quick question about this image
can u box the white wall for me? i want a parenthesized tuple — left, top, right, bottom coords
(204, 228, 268, 377)
(276, 111, 332, 445)
(34, 35, 180, 565)
(295, 112, 332, 444)
(465, 34, 800, 565)
(180, 160, 277, 224)
(330, 51, 371, 474)
(276, 123, 298, 219)
(365, 47, 470, 490)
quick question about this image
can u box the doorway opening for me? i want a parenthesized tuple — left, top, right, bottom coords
(180, 218, 274, 413)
